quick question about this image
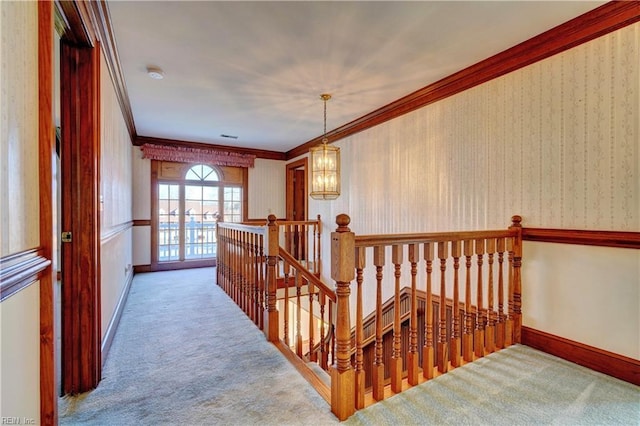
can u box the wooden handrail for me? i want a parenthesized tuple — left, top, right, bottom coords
(278, 247, 336, 303)
(355, 229, 517, 246)
(330, 214, 523, 420)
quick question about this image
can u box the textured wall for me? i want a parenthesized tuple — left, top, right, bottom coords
(248, 159, 286, 219)
(338, 23, 638, 234)
(0, 2, 41, 422)
(100, 52, 133, 339)
(0, 1, 39, 256)
(310, 23, 639, 359)
(101, 55, 133, 232)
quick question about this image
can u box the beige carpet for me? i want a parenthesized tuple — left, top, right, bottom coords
(59, 267, 339, 425)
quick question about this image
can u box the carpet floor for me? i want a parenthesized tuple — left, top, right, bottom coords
(59, 268, 338, 425)
(59, 268, 639, 425)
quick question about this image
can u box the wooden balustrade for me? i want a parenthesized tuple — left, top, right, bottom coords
(217, 214, 336, 392)
(330, 214, 523, 420)
(218, 213, 523, 422)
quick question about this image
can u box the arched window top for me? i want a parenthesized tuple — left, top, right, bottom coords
(185, 164, 219, 182)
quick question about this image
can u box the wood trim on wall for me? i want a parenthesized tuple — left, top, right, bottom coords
(38, 1, 57, 424)
(86, 0, 136, 139)
(133, 219, 151, 227)
(522, 326, 640, 386)
(522, 228, 640, 249)
(286, 1, 640, 159)
(0, 249, 52, 302)
(101, 221, 133, 244)
(135, 135, 286, 161)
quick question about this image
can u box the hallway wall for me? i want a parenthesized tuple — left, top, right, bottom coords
(0, 1, 42, 422)
(306, 23, 639, 359)
(99, 52, 134, 342)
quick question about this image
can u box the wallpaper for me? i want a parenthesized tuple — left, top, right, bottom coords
(101, 54, 133, 233)
(327, 22, 639, 235)
(307, 23, 639, 359)
(0, 1, 40, 256)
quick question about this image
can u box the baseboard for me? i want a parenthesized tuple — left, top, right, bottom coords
(522, 326, 640, 386)
(101, 268, 134, 365)
(133, 264, 152, 273)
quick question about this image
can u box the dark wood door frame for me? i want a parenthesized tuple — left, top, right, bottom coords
(286, 158, 308, 221)
(38, 2, 56, 423)
(60, 40, 102, 394)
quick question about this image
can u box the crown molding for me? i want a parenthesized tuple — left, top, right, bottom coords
(55, 1, 137, 140)
(287, 1, 640, 160)
(135, 135, 287, 161)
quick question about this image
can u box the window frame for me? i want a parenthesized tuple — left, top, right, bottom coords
(150, 160, 248, 271)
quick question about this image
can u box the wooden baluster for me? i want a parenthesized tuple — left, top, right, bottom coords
(510, 215, 523, 343)
(306, 223, 310, 265)
(475, 238, 486, 358)
(391, 245, 403, 393)
(242, 230, 248, 315)
(283, 262, 290, 346)
(496, 237, 506, 349)
(486, 238, 496, 354)
(308, 281, 315, 362)
(355, 246, 366, 409)
(437, 241, 449, 373)
(285, 224, 291, 256)
(463, 240, 474, 362)
(372, 245, 385, 401)
(319, 292, 327, 370)
(231, 229, 237, 303)
(316, 214, 322, 275)
(329, 214, 355, 421)
(450, 240, 462, 368)
(250, 232, 257, 324)
(505, 237, 514, 347)
(423, 242, 435, 379)
(257, 234, 265, 330)
(296, 273, 303, 357)
(408, 243, 419, 386)
(329, 301, 335, 367)
(264, 215, 279, 342)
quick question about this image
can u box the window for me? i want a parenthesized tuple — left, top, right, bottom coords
(152, 161, 247, 269)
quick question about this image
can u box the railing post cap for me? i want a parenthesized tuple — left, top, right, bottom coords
(267, 214, 277, 224)
(335, 214, 351, 232)
(511, 215, 522, 227)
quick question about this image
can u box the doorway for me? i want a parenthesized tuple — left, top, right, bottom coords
(286, 159, 308, 259)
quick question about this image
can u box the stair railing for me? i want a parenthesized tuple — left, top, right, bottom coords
(329, 214, 523, 420)
(217, 214, 336, 375)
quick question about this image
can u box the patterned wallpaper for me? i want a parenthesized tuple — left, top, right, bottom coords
(326, 23, 639, 234)
(0, 1, 40, 256)
(100, 54, 133, 233)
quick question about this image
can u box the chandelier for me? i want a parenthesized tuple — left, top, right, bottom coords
(309, 94, 340, 200)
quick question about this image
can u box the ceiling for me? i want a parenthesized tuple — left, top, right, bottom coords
(107, 1, 606, 154)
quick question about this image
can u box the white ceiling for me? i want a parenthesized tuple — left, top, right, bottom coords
(107, 1, 606, 153)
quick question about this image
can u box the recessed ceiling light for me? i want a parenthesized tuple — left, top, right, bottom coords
(146, 66, 164, 80)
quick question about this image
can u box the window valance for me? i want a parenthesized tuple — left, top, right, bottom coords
(140, 143, 255, 168)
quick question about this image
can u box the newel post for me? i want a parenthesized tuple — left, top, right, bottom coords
(264, 214, 279, 342)
(330, 214, 356, 420)
(509, 215, 523, 344)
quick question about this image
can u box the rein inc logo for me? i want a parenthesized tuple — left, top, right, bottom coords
(1, 418, 35, 425)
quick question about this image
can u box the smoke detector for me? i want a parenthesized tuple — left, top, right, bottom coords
(146, 66, 164, 80)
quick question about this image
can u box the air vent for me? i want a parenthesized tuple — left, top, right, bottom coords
(220, 134, 238, 139)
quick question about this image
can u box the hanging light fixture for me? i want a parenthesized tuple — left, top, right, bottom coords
(310, 94, 340, 200)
